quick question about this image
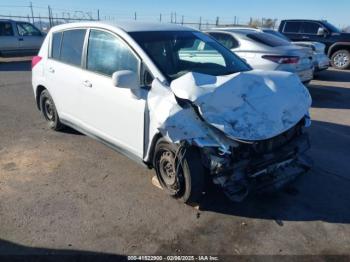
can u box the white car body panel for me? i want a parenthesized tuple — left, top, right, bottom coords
(76, 69, 146, 157)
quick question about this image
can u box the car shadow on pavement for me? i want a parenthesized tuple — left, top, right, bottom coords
(61, 126, 84, 136)
(314, 68, 350, 82)
(0, 239, 127, 261)
(200, 120, 350, 225)
(0, 61, 31, 72)
(308, 83, 350, 110)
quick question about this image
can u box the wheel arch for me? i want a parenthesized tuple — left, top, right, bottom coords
(144, 132, 163, 168)
(35, 85, 47, 111)
(328, 42, 350, 57)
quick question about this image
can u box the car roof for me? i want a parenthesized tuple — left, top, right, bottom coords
(207, 28, 261, 36)
(50, 21, 194, 33)
(209, 27, 260, 32)
(0, 19, 35, 23)
(281, 19, 323, 23)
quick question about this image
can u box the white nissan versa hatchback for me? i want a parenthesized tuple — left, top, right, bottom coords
(32, 22, 313, 204)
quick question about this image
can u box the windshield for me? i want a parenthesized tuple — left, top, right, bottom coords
(16, 22, 42, 36)
(323, 21, 341, 33)
(247, 32, 291, 47)
(130, 31, 250, 82)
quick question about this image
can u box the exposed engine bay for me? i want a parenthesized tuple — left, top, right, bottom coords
(198, 119, 312, 201)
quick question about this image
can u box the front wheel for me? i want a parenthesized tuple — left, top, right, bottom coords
(153, 138, 206, 204)
(331, 50, 350, 70)
(39, 89, 64, 131)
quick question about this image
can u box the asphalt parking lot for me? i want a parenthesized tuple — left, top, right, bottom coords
(0, 60, 350, 257)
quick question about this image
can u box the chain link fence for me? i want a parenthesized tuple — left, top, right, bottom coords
(0, 4, 265, 32)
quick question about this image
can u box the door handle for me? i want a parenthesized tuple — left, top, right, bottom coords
(83, 80, 92, 88)
(48, 67, 55, 73)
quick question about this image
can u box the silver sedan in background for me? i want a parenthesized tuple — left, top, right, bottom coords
(0, 19, 44, 56)
(261, 29, 330, 72)
(206, 28, 314, 83)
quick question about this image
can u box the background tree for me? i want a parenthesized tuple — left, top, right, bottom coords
(343, 26, 350, 33)
(248, 17, 278, 29)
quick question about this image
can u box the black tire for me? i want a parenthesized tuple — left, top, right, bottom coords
(330, 49, 350, 70)
(153, 138, 206, 204)
(39, 89, 64, 131)
(302, 80, 311, 86)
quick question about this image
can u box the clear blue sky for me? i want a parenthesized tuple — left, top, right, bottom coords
(1, 0, 349, 28)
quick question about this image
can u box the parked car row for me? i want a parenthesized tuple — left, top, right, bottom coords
(204, 27, 315, 83)
(32, 21, 313, 204)
(2, 18, 348, 72)
(257, 29, 330, 72)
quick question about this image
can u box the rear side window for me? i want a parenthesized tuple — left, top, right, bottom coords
(302, 22, 321, 34)
(87, 30, 139, 76)
(208, 33, 239, 49)
(247, 33, 291, 47)
(51, 32, 62, 59)
(283, 22, 302, 33)
(0, 22, 14, 36)
(60, 29, 86, 66)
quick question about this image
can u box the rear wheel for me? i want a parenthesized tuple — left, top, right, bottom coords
(39, 89, 64, 131)
(331, 50, 350, 70)
(153, 138, 206, 204)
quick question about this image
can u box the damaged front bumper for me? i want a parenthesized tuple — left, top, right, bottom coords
(212, 133, 312, 202)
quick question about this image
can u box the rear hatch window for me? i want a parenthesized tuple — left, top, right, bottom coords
(247, 33, 291, 47)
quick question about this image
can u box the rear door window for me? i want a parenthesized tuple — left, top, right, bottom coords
(59, 29, 86, 66)
(51, 32, 62, 59)
(86, 29, 139, 76)
(0, 22, 14, 36)
(283, 21, 302, 33)
(208, 33, 239, 49)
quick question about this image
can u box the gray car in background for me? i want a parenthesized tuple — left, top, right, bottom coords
(206, 28, 314, 83)
(261, 29, 329, 72)
(0, 19, 44, 56)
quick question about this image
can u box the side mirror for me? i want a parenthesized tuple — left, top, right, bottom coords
(317, 27, 328, 37)
(112, 70, 139, 90)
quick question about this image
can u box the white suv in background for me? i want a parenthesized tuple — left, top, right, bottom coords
(32, 22, 312, 204)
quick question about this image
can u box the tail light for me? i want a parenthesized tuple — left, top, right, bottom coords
(262, 55, 299, 64)
(31, 56, 42, 69)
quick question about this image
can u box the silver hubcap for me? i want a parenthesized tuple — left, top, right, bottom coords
(333, 52, 349, 67)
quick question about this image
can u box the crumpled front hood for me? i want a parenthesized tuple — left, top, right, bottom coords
(170, 70, 312, 141)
